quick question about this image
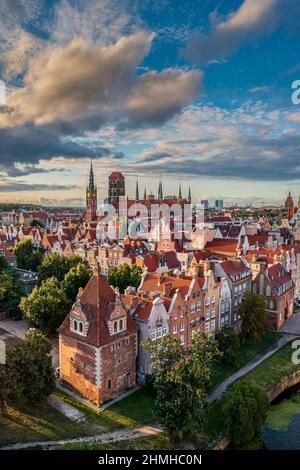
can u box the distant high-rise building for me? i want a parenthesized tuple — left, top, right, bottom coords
(108, 172, 125, 204)
(215, 200, 224, 210)
(201, 200, 209, 209)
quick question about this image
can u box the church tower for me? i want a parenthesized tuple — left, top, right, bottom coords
(85, 161, 97, 222)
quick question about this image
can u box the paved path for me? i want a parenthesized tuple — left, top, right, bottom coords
(280, 311, 300, 335)
(0, 425, 162, 450)
(48, 395, 86, 422)
(208, 334, 297, 403)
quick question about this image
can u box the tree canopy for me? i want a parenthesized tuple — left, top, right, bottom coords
(223, 381, 268, 447)
(143, 333, 219, 441)
(239, 291, 267, 341)
(0, 257, 24, 319)
(61, 262, 91, 303)
(13, 239, 44, 272)
(20, 277, 70, 335)
(0, 329, 55, 413)
(38, 254, 87, 284)
(108, 264, 142, 293)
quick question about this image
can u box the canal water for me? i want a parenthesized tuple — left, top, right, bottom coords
(263, 383, 300, 450)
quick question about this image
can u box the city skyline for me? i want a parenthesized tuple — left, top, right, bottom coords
(0, 0, 300, 205)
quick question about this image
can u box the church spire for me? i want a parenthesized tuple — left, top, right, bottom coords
(144, 187, 147, 200)
(158, 176, 163, 200)
(88, 160, 95, 191)
(188, 185, 191, 203)
(135, 179, 139, 201)
(178, 182, 182, 200)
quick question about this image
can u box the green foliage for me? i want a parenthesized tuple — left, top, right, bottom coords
(61, 263, 91, 303)
(0, 330, 55, 412)
(239, 290, 267, 341)
(223, 381, 268, 447)
(0, 257, 24, 318)
(143, 333, 219, 441)
(19, 277, 70, 335)
(108, 264, 142, 293)
(38, 254, 87, 284)
(215, 327, 242, 368)
(13, 239, 44, 271)
(30, 219, 45, 228)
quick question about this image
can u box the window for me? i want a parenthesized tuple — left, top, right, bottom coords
(79, 322, 83, 333)
(173, 324, 178, 334)
(205, 322, 210, 333)
(211, 295, 215, 304)
(180, 321, 184, 331)
(150, 331, 156, 341)
(205, 297, 210, 306)
(196, 301, 201, 311)
(119, 319, 123, 331)
(211, 320, 215, 332)
(157, 328, 162, 339)
(162, 326, 167, 336)
(108, 379, 112, 390)
(191, 303, 195, 313)
(180, 334, 185, 345)
(211, 309, 215, 319)
(73, 320, 78, 331)
(114, 321, 118, 333)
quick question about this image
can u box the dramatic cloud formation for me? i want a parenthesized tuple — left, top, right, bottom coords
(182, 0, 279, 63)
(1, 31, 201, 129)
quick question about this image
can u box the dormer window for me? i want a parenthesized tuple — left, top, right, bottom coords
(73, 320, 78, 331)
(114, 321, 118, 333)
(119, 319, 123, 331)
(79, 322, 83, 333)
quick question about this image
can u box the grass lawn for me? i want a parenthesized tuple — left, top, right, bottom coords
(210, 330, 280, 390)
(0, 401, 100, 447)
(55, 388, 155, 430)
(58, 433, 174, 450)
(0, 389, 155, 447)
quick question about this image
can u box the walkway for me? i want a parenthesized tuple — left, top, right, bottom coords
(208, 334, 297, 403)
(0, 425, 162, 450)
(280, 311, 300, 335)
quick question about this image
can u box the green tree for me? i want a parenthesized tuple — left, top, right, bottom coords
(239, 291, 267, 341)
(0, 258, 24, 318)
(215, 327, 241, 368)
(143, 333, 219, 441)
(20, 277, 70, 335)
(38, 254, 87, 284)
(223, 381, 268, 447)
(108, 264, 142, 293)
(30, 219, 45, 228)
(13, 239, 44, 271)
(0, 330, 54, 413)
(61, 262, 92, 303)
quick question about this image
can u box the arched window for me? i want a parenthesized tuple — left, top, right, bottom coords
(73, 320, 78, 331)
(79, 322, 83, 333)
(119, 319, 123, 331)
(266, 285, 271, 297)
(114, 321, 118, 333)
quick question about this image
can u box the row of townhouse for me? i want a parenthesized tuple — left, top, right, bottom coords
(58, 254, 295, 405)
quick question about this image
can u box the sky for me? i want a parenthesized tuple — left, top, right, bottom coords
(0, 0, 300, 207)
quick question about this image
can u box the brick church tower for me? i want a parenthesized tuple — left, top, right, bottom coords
(85, 162, 97, 222)
(108, 172, 125, 205)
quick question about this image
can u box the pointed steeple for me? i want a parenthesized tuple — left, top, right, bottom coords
(158, 176, 163, 200)
(178, 182, 182, 200)
(88, 160, 95, 191)
(144, 187, 147, 200)
(188, 185, 191, 203)
(135, 179, 139, 201)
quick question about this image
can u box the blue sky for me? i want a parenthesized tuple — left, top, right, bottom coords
(0, 0, 299, 206)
